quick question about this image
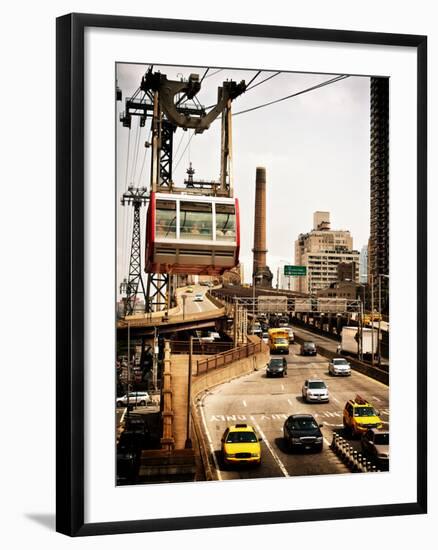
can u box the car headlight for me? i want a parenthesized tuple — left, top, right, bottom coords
(250, 453, 259, 457)
(291, 438, 300, 444)
(226, 453, 236, 458)
(316, 437, 323, 442)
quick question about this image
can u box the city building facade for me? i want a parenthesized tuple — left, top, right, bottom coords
(294, 211, 360, 294)
(369, 77, 389, 312)
(359, 245, 368, 283)
(337, 261, 358, 282)
(317, 280, 359, 300)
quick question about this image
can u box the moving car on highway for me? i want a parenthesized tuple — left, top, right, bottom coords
(343, 395, 382, 437)
(221, 424, 262, 466)
(301, 341, 317, 356)
(194, 292, 204, 302)
(251, 322, 263, 337)
(361, 428, 389, 469)
(283, 326, 294, 343)
(266, 357, 288, 377)
(116, 391, 149, 408)
(329, 357, 352, 376)
(283, 414, 324, 452)
(302, 379, 329, 402)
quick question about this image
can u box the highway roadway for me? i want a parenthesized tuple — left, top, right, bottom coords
(178, 285, 219, 316)
(198, 342, 389, 481)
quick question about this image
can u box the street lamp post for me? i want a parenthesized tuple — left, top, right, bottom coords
(182, 294, 187, 321)
(378, 274, 389, 368)
(252, 271, 256, 333)
(152, 327, 158, 391)
(358, 283, 367, 362)
(371, 274, 375, 368)
(185, 336, 193, 449)
(126, 320, 131, 417)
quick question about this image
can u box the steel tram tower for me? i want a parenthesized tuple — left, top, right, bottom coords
(118, 68, 246, 314)
(119, 186, 148, 316)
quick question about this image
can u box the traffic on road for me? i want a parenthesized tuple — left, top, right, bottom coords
(199, 339, 389, 481)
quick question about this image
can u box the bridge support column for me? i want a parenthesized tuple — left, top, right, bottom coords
(160, 340, 174, 451)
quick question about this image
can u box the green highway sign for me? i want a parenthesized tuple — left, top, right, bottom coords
(284, 265, 307, 276)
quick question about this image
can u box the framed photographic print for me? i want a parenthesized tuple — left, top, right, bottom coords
(56, 13, 427, 536)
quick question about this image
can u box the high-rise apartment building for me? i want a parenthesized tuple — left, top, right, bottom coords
(294, 211, 360, 294)
(369, 77, 389, 312)
(359, 245, 368, 283)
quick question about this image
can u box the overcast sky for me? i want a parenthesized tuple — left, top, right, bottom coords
(116, 63, 370, 290)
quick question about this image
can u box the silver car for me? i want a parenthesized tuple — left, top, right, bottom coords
(329, 357, 352, 376)
(302, 379, 329, 403)
(116, 391, 149, 408)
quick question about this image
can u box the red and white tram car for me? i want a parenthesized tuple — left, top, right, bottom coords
(145, 192, 240, 275)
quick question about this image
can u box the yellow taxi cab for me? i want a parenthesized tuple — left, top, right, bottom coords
(185, 287, 194, 293)
(221, 424, 262, 466)
(343, 395, 383, 437)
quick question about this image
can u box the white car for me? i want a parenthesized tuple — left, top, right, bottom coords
(283, 327, 294, 343)
(302, 379, 329, 403)
(194, 293, 204, 302)
(116, 391, 149, 408)
(329, 357, 352, 376)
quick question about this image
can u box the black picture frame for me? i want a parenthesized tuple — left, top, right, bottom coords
(56, 13, 427, 537)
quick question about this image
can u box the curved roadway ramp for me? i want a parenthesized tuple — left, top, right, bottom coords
(117, 284, 225, 330)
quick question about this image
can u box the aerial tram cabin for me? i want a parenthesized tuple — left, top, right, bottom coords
(145, 192, 240, 275)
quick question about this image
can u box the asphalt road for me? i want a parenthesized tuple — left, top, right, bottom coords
(179, 285, 219, 315)
(199, 343, 389, 481)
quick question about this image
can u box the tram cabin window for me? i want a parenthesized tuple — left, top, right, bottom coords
(180, 201, 212, 240)
(156, 200, 176, 239)
(216, 204, 236, 241)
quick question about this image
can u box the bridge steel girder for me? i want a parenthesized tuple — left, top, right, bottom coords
(226, 297, 361, 315)
(146, 272, 169, 313)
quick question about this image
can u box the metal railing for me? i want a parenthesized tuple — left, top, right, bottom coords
(330, 433, 383, 473)
(196, 340, 262, 375)
(170, 340, 234, 355)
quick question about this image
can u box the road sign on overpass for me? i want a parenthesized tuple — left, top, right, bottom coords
(284, 265, 307, 276)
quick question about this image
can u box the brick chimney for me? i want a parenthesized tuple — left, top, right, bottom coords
(252, 167, 273, 287)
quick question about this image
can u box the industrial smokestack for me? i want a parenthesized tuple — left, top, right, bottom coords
(252, 167, 273, 288)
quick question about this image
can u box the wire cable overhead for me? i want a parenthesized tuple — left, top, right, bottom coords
(233, 74, 350, 117)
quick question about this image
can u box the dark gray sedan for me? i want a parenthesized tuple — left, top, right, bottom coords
(361, 428, 389, 468)
(283, 414, 323, 452)
(266, 357, 288, 377)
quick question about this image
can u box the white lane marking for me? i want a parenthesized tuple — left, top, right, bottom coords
(242, 400, 247, 407)
(287, 399, 293, 406)
(331, 396, 339, 404)
(250, 416, 289, 478)
(372, 395, 381, 402)
(199, 397, 222, 481)
(281, 384, 285, 391)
